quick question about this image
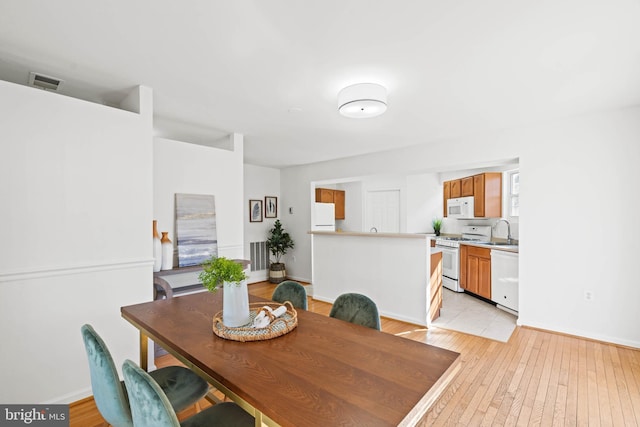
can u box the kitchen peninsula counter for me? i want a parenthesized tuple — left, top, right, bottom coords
(309, 230, 432, 238)
(310, 230, 433, 326)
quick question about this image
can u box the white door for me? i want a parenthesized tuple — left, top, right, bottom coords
(365, 190, 400, 232)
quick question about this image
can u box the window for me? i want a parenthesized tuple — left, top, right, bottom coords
(508, 170, 519, 217)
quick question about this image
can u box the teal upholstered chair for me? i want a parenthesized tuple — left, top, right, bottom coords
(329, 293, 381, 330)
(272, 280, 308, 310)
(81, 324, 209, 427)
(122, 359, 254, 427)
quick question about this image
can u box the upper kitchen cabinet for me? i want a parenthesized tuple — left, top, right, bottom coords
(450, 179, 461, 198)
(443, 172, 502, 218)
(333, 189, 345, 220)
(461, 176, 474, 197)
(443, 179, 461, 218)
(473, 173, 502, 218)
(443, 181, 451, 217)
(315, 188, 345, 220)
(315, 188, 333, 203)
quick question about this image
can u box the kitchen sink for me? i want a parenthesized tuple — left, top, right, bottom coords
(483, 242, 518, 246)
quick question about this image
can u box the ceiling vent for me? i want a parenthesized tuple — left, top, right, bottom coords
(28, 72, 64, 91)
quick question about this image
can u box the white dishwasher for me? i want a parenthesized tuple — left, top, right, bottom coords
(491, 250, 519, 313)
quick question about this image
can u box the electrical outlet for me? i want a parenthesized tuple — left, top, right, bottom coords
(584, 290, 594, 301)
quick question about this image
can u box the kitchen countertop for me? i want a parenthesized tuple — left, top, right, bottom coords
(460, 241, 519, 253)
(431, 234, 519, 253)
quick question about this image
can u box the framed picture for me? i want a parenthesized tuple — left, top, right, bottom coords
(249, 199, 263, 222)
(264, 196, 277, 218)
(175, 193, 218, 267)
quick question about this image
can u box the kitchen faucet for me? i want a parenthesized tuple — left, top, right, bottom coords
(494, 218, 512, 244)
(369, 227, 378, 232)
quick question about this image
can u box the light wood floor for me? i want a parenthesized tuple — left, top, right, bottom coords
(71, 281, 640, 426)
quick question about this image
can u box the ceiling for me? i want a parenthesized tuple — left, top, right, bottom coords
(1, 1, 639, 168)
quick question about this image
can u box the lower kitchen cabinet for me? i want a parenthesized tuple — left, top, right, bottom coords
(461, 245, 491, 300)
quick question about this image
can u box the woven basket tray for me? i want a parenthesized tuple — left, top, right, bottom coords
(212, 301, 298, 342)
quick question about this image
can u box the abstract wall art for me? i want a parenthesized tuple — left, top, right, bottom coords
(175, 193, 218, 267)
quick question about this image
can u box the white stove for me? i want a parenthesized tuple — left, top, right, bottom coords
(435, 226, 491, 292)
(435, 236, 487, 248)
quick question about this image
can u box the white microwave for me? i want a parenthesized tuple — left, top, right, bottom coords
(447, 196, 475, 219)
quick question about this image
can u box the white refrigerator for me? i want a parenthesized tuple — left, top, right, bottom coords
(312, 202, 336, 231)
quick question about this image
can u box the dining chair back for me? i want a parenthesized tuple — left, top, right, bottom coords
(81, 324, 209, 427)
(80, 325, 134, 427)
(329, 293, 381, 330)
(122, 359, 254, 427)
(272, 280, 308, 310)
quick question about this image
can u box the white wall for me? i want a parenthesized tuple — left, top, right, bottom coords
(281, 107, 640, 347)
(153, 135, 245, 264)
(336, 181, 363, 232)
(406, 173, 441, 233)
(517, 111, 640, 347)
(244, 164, 281, 282)
(0, 81, 153, 403)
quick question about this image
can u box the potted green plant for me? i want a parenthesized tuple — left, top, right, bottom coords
(432, 218, 442, 236)
(199, 256, 249, 327)
(266, 220, 295, 283)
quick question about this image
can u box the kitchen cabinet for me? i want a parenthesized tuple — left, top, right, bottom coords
(443, 172, 502, 218)
(315, 188, 345, 220)
(443, 181, 451, 217)
(459, 244, 468, 288)
(429, 251, 443, 322)
(450, 179, 461, 198)
(333, 189, 345, 220)
(473, 173, 502, 218)
(460, 245, 491, 300)
(461, 176, 474, 196)
(315, 188, 333, 203)
(443, 179, 461, 217)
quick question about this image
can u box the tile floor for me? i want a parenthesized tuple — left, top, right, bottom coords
(432, 288, 517, 342)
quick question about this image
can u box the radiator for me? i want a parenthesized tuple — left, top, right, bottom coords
(250, 241, 269, 271)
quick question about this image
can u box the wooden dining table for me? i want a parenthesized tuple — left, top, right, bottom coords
(121, 290, 460, 427)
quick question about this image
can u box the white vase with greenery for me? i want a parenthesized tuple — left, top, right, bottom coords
(199, 257, 250, 327)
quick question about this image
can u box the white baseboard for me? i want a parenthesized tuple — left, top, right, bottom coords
(44, 387, 92, 405)
(519, 320, 640, 349)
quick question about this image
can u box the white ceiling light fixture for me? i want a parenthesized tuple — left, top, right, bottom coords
(338, 83, 387, 118)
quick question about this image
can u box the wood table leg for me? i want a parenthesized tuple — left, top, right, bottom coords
(139, 331, 148, 371)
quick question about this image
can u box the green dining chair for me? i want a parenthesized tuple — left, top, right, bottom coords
(81, 324, 209, 427)
(272, 280, 308, 310)
(329, 293, 381, 330)
(122, 359, 254, 427)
